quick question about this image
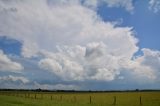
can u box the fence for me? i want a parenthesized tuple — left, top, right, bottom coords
(0, 91, 145, 106)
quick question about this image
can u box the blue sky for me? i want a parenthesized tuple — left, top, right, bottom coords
(98, 0, 160, 51)
(0, 0, 160, 90)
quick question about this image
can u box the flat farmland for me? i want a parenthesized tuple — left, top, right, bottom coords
(0, 91, 160, 106)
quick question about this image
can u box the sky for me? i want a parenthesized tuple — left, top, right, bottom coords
(0, 0, 160, 90)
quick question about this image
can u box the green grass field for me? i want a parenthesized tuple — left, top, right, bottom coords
(0, 91, 160, 106)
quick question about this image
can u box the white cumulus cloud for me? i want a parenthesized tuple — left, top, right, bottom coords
(0, 75, 29, 84)
(136, 48, 160, 79)
(33, 82, 81, 90)
(39, 43, 157, 82)
(0, 75, 29, 89)
(0, 50, 23, 72)
(0, 0, 138, 58)
(0, 0, 159, 87)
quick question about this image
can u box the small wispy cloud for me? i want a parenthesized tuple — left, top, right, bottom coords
(149, 0, 160, 13)
(83, 0, 134, 12)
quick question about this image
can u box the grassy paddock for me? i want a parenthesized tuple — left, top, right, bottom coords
(0, 91, 160, 106)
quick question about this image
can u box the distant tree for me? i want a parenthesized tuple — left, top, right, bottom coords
(36, 88, 42, 92)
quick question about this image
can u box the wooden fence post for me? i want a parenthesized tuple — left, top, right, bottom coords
(25, 93, 26, 98)
(35, 94, 37, 99)
(113, 96, 116, 105)
(51, 95, 52, 100)
(74, 96, 76, 103)
(140, 96, 142, 105)
(41, 94, 43, 99)
(28, 93, 30, 98)
(60, 95, 62, 101)
(89, 96, 92, 104)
